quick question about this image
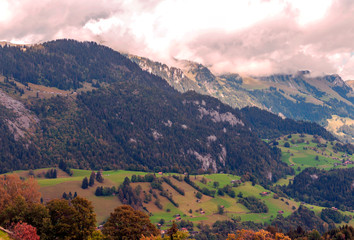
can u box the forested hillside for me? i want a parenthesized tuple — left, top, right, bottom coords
(284, 167, 354, 211)
(0, 39, 338, 185)
(241, 107, 336, 140)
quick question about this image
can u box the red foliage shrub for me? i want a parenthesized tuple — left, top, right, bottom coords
(11, 221, 40, 240)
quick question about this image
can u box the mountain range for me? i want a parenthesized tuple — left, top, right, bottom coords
(127, 55, 354, 143)
(0, 39, 337, 185)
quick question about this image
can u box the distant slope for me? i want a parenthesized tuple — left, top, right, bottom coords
(284, 167, 354, 211)
(127, 55, 262, 109)
(128, 56, 354, 142)
(241, 107, 335, 140)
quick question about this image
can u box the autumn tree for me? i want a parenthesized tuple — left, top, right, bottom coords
(141, 230, 193, 240)
(88, 230, 106, 240)
(11, 221, 40, 240)
(46, 197, 96, 240)
(227, 229, 291, 240)
(166, 221, 178, 240)
(0, 174, 41, 212)
(71, 196, 97, 239)
(0, 196, 51, 239)
(102, 205, 159, 239)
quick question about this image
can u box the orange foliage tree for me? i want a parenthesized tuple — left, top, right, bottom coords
(227, 229, 291, 240)
(102, 205, 159, 239)
(0, 174, 41, 212)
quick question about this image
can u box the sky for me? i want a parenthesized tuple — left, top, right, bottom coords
(1, 0, 354, 79)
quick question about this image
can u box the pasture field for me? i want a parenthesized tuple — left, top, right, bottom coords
(275, 134, 354, 174)
(6, 167, 353, 229)
(3, 134, 354, 228)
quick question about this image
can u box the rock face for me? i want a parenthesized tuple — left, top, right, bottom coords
(126, 55, 202, 93)
(0, 89, 39, 141)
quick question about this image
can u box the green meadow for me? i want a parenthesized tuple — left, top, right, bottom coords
(275, 134, 354, 174)
(0, 230, 11, 240)
(3, 134, 353, 228)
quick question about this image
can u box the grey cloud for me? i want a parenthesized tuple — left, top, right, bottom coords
(0, 0, 123, 41)
(178, 1, 354, 76)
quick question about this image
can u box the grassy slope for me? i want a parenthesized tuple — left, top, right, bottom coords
(0, 230, 11, 240)
(8, 167, 351, 228)
(5, 133, 354, 227)
(274, 134, 354, 175)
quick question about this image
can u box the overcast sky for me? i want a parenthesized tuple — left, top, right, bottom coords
(1, 0, 354, 79)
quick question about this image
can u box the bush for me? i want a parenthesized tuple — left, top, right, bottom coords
(196, 192, 202, 199)
(11, 221, 40, 240)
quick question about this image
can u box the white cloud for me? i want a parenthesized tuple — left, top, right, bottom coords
(0, 0, 354, 79)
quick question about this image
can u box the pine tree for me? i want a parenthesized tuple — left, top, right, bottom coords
(96, 171, 104, 183)
(62, 192, 67, 200)
(81, 177, 89, 189)
(95, 187, 103, 196)
(89, 171, 95, 187)
(59, 159, 66, 171)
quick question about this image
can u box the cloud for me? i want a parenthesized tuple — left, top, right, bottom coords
(1, 0, 354, 79)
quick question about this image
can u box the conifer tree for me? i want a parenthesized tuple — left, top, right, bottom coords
(96, 171, 104, 183)
(89, 171, 95, 187)
(81, 177, 89, 189)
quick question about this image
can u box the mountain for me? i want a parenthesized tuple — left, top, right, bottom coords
(128, 56, 354, 142)
(0, 39, 313, 184)
(126, 55, 261, 110)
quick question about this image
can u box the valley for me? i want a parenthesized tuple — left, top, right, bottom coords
(0, 40, 354, 239)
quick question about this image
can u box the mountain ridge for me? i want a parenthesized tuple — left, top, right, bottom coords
(1, 39, 315, 184)
(128, 54, 354, 142)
